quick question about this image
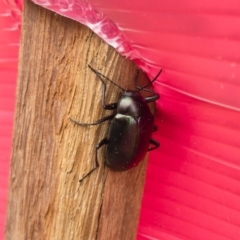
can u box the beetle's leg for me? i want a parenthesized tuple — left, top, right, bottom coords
(145, 93, 160, 103)
(70, 113, 115, 126)
(153, 125, 158, 132)
(148, 139, 160, 151)
(88, 65, 121, 110)
(135, 85, 160, 103)
(98, 75, 118, 110)
(79, 137, 109, 182)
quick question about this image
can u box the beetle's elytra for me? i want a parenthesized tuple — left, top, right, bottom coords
(70, 65, 161, 182)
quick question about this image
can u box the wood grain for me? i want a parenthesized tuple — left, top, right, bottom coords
(5, 1, 155, 239)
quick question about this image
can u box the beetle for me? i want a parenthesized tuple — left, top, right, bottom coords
(70, 65, 161, 182)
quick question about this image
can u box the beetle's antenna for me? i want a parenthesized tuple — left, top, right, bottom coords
(136, 69, 162, 92)
(88, 65, 125, 91)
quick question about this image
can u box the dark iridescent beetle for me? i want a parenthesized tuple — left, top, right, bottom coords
(70, 65, 161, 182)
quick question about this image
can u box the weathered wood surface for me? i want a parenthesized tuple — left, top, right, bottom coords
(6, 1, 154, 239)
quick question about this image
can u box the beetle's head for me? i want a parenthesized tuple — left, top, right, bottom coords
(121, 90, 144, 98)
(122, 90, 136, 97)
(117, 91, 145, 117)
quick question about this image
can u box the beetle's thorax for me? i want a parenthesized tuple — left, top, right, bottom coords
(117, 91, 147, 117)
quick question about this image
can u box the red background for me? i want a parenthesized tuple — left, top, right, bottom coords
(0, 0, 21, 239)
(1, 1, 240, 239)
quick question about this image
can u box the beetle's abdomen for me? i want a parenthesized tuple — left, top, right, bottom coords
(106, 114, 138, 171)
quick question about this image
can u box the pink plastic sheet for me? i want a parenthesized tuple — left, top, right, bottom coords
(0, 0, 21, 239)
(1, 0, 240, 239)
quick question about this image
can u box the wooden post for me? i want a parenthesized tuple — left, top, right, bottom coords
(6, 1, 154, 239)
